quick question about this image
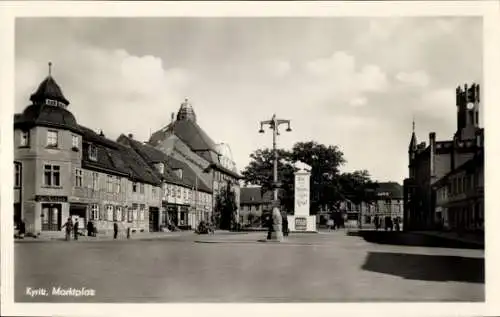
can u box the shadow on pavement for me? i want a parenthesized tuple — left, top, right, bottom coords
(362, 251, 484, 284)
(349, 231, 483, 250)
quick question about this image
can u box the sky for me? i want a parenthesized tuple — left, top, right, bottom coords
(14, 17, 482, 183)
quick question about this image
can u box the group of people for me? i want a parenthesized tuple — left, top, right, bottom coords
(62, 218, 127, 241)
(374, 215, 401, 231)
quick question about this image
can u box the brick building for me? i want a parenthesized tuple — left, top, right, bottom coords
(403, 83, 484, 231)
(13, 67, 162, 236)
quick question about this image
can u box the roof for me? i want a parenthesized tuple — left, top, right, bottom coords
(117, 134, 211, 192)
(30, 75, 70, 106)
(167, 156, 212, 193)
(80, 127, 161, 186)
(150, 119, 219, 154)
(14, 104, 80, 133)
(375, 182, 403, 199)
(240, 187, 274, 204)
(432, 150, 484, 189)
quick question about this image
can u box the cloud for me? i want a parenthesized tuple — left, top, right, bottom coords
(420, 89, 455, 119)
(266, 59, 291, 78)
(349, 97, 367, 107)
(16, 44, 194, 142)
(396, 70, 430, 87)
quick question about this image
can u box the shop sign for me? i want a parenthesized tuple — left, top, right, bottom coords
(35, 195, 68, 203)
(295, 217, 307, 231)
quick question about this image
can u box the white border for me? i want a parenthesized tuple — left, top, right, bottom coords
(1, 1, 499, 317)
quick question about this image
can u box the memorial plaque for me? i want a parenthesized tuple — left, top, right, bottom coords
(295, 217, 307, 231)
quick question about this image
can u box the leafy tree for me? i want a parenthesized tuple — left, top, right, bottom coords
(214, 182, 238, 230)
(242, 141, 378, 215)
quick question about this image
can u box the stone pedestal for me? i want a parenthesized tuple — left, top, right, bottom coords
(268, 207, 283, 241)
(289, 167, 317, 232)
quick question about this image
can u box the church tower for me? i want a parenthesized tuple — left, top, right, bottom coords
(455, 83, 480, 141)
(408, 119, 417, 178)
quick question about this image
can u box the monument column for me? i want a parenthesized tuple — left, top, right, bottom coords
(288, 163, 317, 232)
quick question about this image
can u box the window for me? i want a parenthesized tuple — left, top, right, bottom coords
(140, 183, 145, 194)
(90, 204, 99, 220)
(89, 145, 98, 161)
(75, 168, 83, 187)
(177, 187, 181, 198)
(132, 182, 138, 193)
(43, 164, 60, 186)
(14, 162, 21, 187)
(127, 206, 134, 222)
(121, 207, 127, 221)
(140, 204, 145, 221)
(114, 206, 122, 221)
(115, 177, 121, 193)
(72, 135, 79, 149)
(132, 204, 139, 221)
(92, 172, 99, 190)
(20, 130, 30, 147)
(106, 205, 113, 221)
(152, 187, 156, 198)
(46, 99, 58, 106)
(107, 175, 113, 192)
(47, 130, 58, 147)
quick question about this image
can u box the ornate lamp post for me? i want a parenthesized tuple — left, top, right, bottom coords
(259, 114, 292, 240)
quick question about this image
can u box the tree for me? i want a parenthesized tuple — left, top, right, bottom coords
(242, 141, 354, 214)
(214, 182, 238, 230)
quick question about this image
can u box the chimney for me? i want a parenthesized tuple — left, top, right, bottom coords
(429, 132, 436, 178)
(128, 133, 133, 139)
(99, 130, 105, 137)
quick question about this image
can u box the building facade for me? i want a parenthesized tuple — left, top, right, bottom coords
(404, 83, 484, 231)
(340, 182, 404, 229)
(148, 98, 242, 227)
(239, 186, 274, 226)
(14, 69, 162, 237)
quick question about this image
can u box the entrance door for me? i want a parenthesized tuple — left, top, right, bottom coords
(41, 203, 62, 231)
(70, 205, 87, 230)
(149, 207, 159, 232)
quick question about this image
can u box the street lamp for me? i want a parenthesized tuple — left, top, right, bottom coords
(259, 114, 292, 202)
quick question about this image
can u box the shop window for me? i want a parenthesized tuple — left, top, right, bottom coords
(106, 205, 113, 221)
(90, 204, 99, 220)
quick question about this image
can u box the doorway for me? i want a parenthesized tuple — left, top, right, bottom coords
(70, 204, 87, 230)
(41, 203, 62, 231)
(149, 207, 159, 232)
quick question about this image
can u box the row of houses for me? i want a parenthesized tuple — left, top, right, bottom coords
(14, 65, 241, 237)
(239, 182, 404, 229)
(403, 83, 484, 233)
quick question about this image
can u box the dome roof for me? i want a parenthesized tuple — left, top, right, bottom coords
(15, 103, 80, 132)
(176, 98, 196, 122)
(30, 75, 70, 106)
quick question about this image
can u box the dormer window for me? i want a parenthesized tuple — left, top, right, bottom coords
(89, 144, 98, 161)
(46, 130, 58, 147)
(46, 99, 58, 106)
(20, 130, 30, 147)
(156, 163, 165, 174)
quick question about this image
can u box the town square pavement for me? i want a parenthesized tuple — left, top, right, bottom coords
(14, 230, 484, 302)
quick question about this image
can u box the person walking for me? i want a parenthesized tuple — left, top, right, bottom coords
(327, 218, 334, 231)
(113, 221, 119, 239)
(87, 220, 93, 237)
(19, 219, 26, 239)
(73, 218, 80, 240)
(62, 217, 73, 241)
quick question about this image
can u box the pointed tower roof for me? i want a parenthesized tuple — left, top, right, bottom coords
(408, 118, 417, 152)
(15, 62, 78, 133)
